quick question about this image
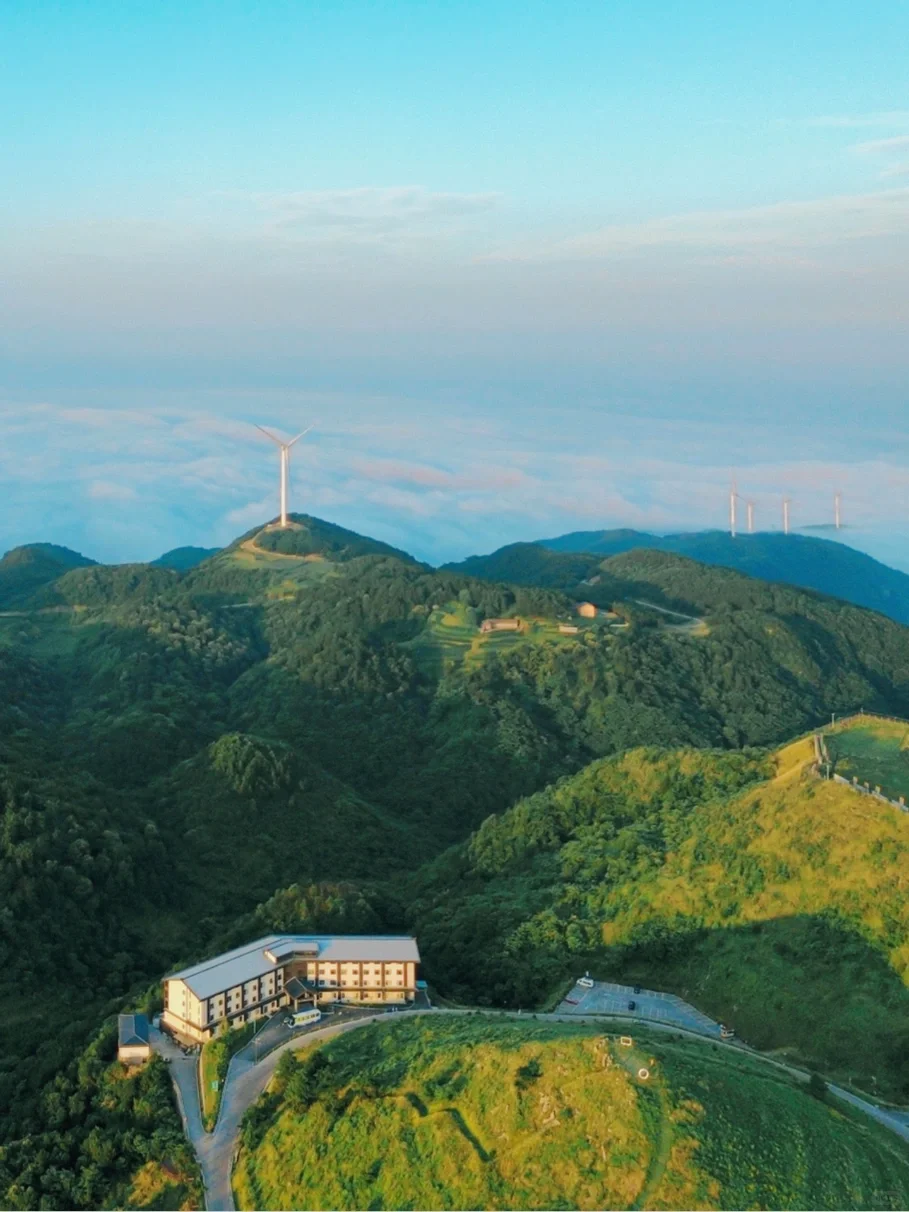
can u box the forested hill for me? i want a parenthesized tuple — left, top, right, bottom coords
(151, 545, 221, 569)
(0, 542, 96, 608)
(4, 513, 909, 1206)
(531, 528, 909, 624)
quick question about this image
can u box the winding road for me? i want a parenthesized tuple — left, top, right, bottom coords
(152, 1008, 909, 1212)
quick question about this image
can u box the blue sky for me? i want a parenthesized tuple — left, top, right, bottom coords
(1, 1, 908, 568)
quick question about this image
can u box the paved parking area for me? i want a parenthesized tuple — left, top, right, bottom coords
(558, 980, 725, 1038)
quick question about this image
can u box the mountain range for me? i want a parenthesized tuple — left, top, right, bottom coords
(4, 512, 909, 1209)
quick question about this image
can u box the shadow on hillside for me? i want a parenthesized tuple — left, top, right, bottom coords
(611, 913, 909, 1100)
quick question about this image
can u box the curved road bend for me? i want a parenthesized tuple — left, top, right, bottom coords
(154, 1010, 909, 1212)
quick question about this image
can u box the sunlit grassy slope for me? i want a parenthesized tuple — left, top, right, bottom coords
(235, 1016, 909, 1212)
(828, 718, 909, 803)
(411, 729, 909, 1099)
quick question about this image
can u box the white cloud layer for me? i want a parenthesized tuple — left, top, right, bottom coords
(1, 395, 907, 570)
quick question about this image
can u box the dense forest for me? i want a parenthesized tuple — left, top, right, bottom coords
(3, 513, 909, 1206)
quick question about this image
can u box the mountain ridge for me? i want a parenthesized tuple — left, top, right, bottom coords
(534, 528, 909, 623)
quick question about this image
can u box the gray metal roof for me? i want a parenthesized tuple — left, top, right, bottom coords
(166, 935, 421, 1001)
(118, 1013, 150, 1047)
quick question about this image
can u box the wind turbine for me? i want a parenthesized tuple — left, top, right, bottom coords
(834, 491, 842, 530)
(256, 424, 314, 528)
(783, 497, 791, 535)
(746, 501, 755, 534)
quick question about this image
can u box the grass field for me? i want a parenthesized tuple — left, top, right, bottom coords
(234, 1016, 909, 1211)
(828, 718, 909, 803)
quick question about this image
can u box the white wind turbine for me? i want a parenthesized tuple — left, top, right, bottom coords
(256, 424, 314, 528)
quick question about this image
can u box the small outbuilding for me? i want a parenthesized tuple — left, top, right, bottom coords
(118, 1013, 151, 1065)
(576, 602, 598, 619)
(480, 618, 521, 634)
(558, 623, 580, 635)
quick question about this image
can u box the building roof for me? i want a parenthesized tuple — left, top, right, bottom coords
(118, 1013, 150, 1048)
(284, 975, 318, 1000)
(166, 935, 421, 1001)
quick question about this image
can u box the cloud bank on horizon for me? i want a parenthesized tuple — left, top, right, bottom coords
(0, 0, 907, 569)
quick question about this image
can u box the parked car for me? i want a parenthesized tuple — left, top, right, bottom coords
(628, 999, 637, 1012)
(720, 1025, 735, 1039)
(576, 976, 594, 988)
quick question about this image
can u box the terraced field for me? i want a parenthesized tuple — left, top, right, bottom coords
(402, 601, 587, 676)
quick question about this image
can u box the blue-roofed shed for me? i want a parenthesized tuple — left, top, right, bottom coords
(118, 1013, 151, 1064)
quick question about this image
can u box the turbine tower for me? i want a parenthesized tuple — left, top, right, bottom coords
(256, 424, 313, 528)
(747, 501, 755, 534)
(783, 497, 791, 535)
(834, 491, 842, 530)
(729, 480, 738, 539)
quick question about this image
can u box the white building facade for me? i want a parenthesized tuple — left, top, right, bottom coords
(162, 934, 420, 1042)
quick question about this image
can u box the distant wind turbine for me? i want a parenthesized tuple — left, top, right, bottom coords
(729, 480, 738, 538)
(746, 501, 755, 534)
(783, 497, 791, 535)
(256, 424, 314, 528)
(834, 491, 843, 530)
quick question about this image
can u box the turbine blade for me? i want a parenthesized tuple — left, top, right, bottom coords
(255, 424, 283, 446)
(286, 424, 315, 448)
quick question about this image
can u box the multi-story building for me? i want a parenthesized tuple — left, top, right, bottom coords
(162, 934, 420, 1042)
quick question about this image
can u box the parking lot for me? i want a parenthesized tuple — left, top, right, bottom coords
(558, 980, 726, 1038)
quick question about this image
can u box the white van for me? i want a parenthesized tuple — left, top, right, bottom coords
(283, 1008, 322, 1029)
(576, 976, 594, 989)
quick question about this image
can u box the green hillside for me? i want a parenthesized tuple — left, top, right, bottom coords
(4, 516, 909, 1205)
(409, 733, 909, 1098)
(536, 528, 909, 624)
(235, 1016, 909, 1212)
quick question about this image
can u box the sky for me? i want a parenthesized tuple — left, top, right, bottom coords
(1, 0, 908, 569)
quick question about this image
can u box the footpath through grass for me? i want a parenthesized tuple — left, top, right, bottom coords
(234, 1015, 909, 1211)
